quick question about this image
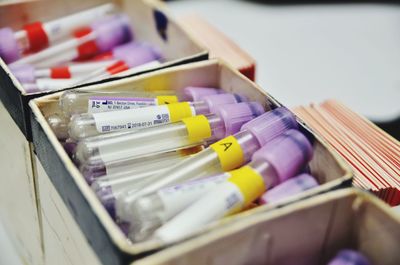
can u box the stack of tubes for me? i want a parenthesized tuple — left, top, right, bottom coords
(0, 4, 161, 93)
(49, 85, 321, 244)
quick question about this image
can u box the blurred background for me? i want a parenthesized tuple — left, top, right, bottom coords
(169, 0, 400, 139)
(1, 0, 399, 264)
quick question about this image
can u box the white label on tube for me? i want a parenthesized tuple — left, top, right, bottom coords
(88, 96, 157, 113)
(93, 105, 171, 133)
(155, 182, 244, 243)
(157, 173, 231, 221)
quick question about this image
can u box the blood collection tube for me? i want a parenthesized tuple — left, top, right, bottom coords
(71, 42, 162, 84)
(259, 173, 318, 204)
(0, 4, 115, 63)
(74, 101, 264, 167)
(10, 60, 116, 83)
(328, 250, 371, 265)
(82, 146, 204, 184)
(48, 87, 220, 139)
(9, 14, 132, 68)
(68, 93, 247, 140)
(91, 147, 204, 218)
(59, 86, 222, 118)
(115, 107, 298, 224)
(19, 42, 161, 92)
(153, 129, 313, 243)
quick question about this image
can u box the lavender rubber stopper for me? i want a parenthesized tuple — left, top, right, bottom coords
(241, 107, 298, 147)
(214, 101, 264, 138)
(252, 129, 313, 183)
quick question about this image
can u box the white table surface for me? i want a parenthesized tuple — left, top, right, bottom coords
(1, 1, 400, 264)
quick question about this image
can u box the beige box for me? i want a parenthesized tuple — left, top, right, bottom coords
(135, 188, 400, 265)
(0, 102, 43, 265)
(0, 1, 206, 263)
(30, 59, 351, 265)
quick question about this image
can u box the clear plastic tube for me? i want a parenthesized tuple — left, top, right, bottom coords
(80, 146, 204, 184)
(74, 114, 223, 166)
(92, 168, 166, 219)
(60, 89, 176, 117)
(90, 147, 204, 218)
(68, 101, 209, 140)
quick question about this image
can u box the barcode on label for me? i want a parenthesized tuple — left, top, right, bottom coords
(225, 192, 240, 209)
(102, 125, 111, 132)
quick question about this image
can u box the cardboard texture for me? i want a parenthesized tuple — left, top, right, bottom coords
(0, 0, 207, 140)
(134, 188, 400, 265)
(0, 102, 43, 265)
(30, 59, 352, 265)
(35, 156, 102, 265)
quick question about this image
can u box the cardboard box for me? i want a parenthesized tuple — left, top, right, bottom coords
(0, 1, 205, 263)
(0, 102, 43, 265)
(134, 188, 400, 265)
(30, 59, 352, 265)
(0, 0, 207, 140)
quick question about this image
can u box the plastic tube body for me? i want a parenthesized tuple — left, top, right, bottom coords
(74, 114, 222, 166)
(60, 90, 176, 117)
(81, 146, 203, 184)
(68, 102, 203, 140)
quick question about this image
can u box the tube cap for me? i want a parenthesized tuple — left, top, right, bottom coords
(112, 42, 161, 68)
(241, 107, 298, 147)
(10, 64, 36, 83)
(92, 15, 133, 52)
(202, 93, 247, 114)
(328, 250, 370, 265)
(0, 27, 20, 63)
(215, 102, 265, 138)
(260, 173, 318, 204)
(252, 129, 313, 183)
(183, 87, 221, 101)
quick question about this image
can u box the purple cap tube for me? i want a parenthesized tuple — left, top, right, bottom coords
(183, 86, 222, 101)
(198, 93, 248, 114)
(259, 173, 318, 204)
(91, 15, 133, 53)
(252, 128, 313, 184)
(241, 107, 299, 147)
(112, 42, 161, 68)
(213, 101, 264, 138)
(328, 250, 371, 265)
